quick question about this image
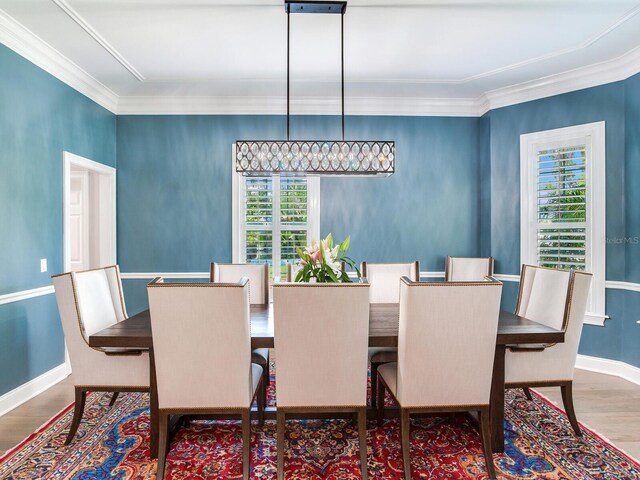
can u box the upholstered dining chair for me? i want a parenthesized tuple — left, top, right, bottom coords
(210, 262, 270, 410)
(377, 277, 502, 480)
(286, 262, 301, 282)
(445, 256, 494, 281)
(51, 265, 149, 445)
(147, 277, 264, 480)
(273, 281, 371, 480)
(361, 261, 420, 407)
(505, 265, 592, 436)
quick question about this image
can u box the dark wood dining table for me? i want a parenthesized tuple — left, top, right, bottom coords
(89, 303, 564, 458)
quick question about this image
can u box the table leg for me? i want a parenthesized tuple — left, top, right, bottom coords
(490, 344, 506, 453)
(149, 347, 159, 459)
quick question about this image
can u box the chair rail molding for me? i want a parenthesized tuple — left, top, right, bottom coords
(0, 285, 54, 306)
(605, 280, 640, 292)
(0, 362, 71, 417)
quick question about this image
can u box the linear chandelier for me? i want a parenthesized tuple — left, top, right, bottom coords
(235, 0, 395, 177)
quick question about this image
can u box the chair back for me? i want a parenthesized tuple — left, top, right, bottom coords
(515, 265, 572, 331)
(286, 263, 302, 282)
(273, 282, 370, 407)
(52, 265, 144, 386)
(147, 278, 253, 409)
(396, 277, 502, 407)
(210, 262, 269, 304)
(361, 261, 419, 303)
(445, 256, 494, 281)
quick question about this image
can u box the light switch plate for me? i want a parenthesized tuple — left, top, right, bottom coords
(40, 258, 47, 273)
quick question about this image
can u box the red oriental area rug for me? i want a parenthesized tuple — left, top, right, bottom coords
(1, 369, 639, 479)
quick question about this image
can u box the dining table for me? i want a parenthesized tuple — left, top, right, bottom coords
(89, 303, 564, 458)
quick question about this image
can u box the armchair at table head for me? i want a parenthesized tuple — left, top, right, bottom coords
(505, 264, 592, 436)
(52, 265, 149, 445)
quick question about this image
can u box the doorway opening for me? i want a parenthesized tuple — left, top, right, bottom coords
(63, 152, 116, 272)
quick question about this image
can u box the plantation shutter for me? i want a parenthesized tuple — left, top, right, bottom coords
(536, 144, 587, 270)
(242, 176, 310, 277)
(279, 177, 308, 277)
(244, 177, 274, 266)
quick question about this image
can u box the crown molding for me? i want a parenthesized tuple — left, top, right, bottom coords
(2, 8, 640, 116)
(479, 44, 640, 114)
(116, 95, 483, 117)
(0, 8, 118, 113)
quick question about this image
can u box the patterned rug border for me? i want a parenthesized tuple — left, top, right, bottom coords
(529, 388, 640, 466)
(0, 401, 75, 463)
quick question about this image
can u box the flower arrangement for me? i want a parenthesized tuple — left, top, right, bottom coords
(295, 233, 360, 283)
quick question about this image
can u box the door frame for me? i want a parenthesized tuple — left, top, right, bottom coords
(62, 151, 117, 272)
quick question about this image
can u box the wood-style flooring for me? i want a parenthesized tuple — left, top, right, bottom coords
(1, 369, 638, 460)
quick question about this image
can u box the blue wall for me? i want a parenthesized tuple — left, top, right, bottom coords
(116, 114, 480, 273)
(0, 44, 116, 396)
(483, 75, 640, 367)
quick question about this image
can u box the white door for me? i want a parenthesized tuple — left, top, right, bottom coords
(69, 171, 90, 272)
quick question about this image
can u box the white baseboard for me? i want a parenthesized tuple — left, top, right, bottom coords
(0, 362, 71, 417)
(575, 354, 640, 386)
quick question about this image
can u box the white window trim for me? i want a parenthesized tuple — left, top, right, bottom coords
(520, 122, 606, 326)
(231, 144, 320, 272)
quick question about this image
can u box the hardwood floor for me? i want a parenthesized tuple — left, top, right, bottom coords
(1, 369, 639, 460)
(537, 369, 640, 459)
(0, 376, 74, 456)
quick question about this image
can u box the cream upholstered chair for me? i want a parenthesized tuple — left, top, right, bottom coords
(505, 265, 592, 436)
(147, 277, 263, 480)
(210, 262, 270, 410)
(445, 256, 494, 281)
(286, 262, 302, 282)
(361, 261, 419, 407)
(273, 281, 370, 480)
(377, 277, 502, 480)
(52, 266, 149, 445)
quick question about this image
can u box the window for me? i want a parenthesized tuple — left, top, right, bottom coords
(233, 148, 320, 278)
(520, 122, 606, 325)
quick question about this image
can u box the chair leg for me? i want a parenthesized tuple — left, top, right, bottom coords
(157, 412, 170, 480)
(109, 391, 119, 406)
(257, 378, 265, 428)
(522, 387, 533, 401)
(261, 356, 270, 410)
(65, 388, 87, 445)
(242, 409, 251, 480)
(400, 408, 411, 480)
(560, 382, 582, 437)
(277, 410, 286, 480)
(479, 407, 497, 480)
(357, 407, 368, 480)
(377, 379, 386, 427)
(370, 362, 379, 407)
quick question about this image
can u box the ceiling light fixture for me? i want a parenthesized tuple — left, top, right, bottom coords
(235, 0, 395, 177)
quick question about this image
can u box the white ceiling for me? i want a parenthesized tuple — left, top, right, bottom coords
(1, 0, 640, 114)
